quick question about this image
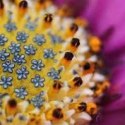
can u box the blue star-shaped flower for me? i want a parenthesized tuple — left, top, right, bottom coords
(16, 66, 29, 80)
(0, 49, 10, 61)
(31, 75, 45, 88)
(43, 49, 56, 59)
(31, 93, 45, 108)
(25, 21, 37, 31)
(49, 33, 63, 44)
(2, 60, 15, 73)
(9, 42, 21, 54)
(15, 87, 28, 99)
(16, 31, 29, 43)
(4, 22, 17, 32)
(24, 45, 36, 55)
(13, 54, 26, 65)
(31, 59, 44, 71)
(0, 76, 13, 89)
(47, 68, 61, 80)
(33, 34, 46, 46)
(0, 34, 8, 46)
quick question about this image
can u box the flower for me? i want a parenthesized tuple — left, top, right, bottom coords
(33, 34, 46, 46)
(47, 68, 61, 80)
(43, 48, 56, 59)
(15, 87, 28, 99)
(4, 22, 17, 32)
(24, 44, 37, 55)
(31, 59, 45, 71)
(16, 31, 29, 43)
(54, 0, 125, 125)
(13, 54, 26, 65)
(0, 34, 8, 46)
(0, 76, 13, 89)
(2, 60, 15, 73)
(31, 92, 45, 108)
(9, 42, 21, 54)
(25, 21, 37, 31)
(31, 74, 45, 87)
(16, 66, 29, 80)
(0, 0, 113, 125)
(0, 49, 10, 61)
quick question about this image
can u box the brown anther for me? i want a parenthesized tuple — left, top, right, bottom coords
(19, 0, 28, 9)
(38, 0, 45, 4)
(78, 102, 87, 112)
(0, 0, 4, 9)
(9, 0, 15, 3)
(53, 80, 63, 90)
(64, 52, 74, 61)
(52, 108, 63, 119)
(83, 62, 91, 70)
(70, 23, 78, 32)
(71, 38, 80, 48)
(73, 77, 83, 87)
(81, 62, 95, 75)
(8, 99, 17, 108)
(30, 118, 35, 122)
(44, 14, 53, 23)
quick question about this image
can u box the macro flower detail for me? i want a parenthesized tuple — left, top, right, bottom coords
(43, 48, 56, 59)
(13, 54, 26, 65)
(4, 22, 17, 32)
(31, 74, 45, 87)
(33, 34, 46, 46)
(0, 0, 111, 125)
(25, 21, 37, 31)
(49, 33, 63, 44)
(0, 76, 12, 89)
(0, 34, 8, 46)
(47, 68, 61, 80)
(31, 92, 45, 108)
(31, 59, 45, 71)
(15, 87, 28, 99)
(9, 42, 21, 54)
(2, 60, 15, 73)
(16, 66, 29, 80)
(0, 49, 10, 61)
(24, 45, 37, 55)
(16, 31, 29, 43)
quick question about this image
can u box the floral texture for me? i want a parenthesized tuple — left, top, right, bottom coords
(55, 0, 125, 125)
(0, 0, 113, 125)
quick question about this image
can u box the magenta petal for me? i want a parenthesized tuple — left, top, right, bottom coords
(97, 109, 125, 125)
(96, 65, 125, 125)
(83, 0, 125, 59)
(54, 0, 89, 16)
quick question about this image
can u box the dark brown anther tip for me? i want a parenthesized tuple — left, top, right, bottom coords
(53, 80, 63, 90)
(64, 52, 74, 61)
(70, 23, 78, 32)
(83, 62, 91, 70)
(78, 102, 87, 112)
(0, 0, 4, 9)
(44, 14, 53, 23)
(19, 0, 28, 9)
(8, 99, 17, 108)
(71, 38, 80, 47)
(52, 108, 63, 119)
(73, 77, 83, 87)
(38, 0, 45, 4)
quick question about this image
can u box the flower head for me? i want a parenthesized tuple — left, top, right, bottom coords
(0, 0, 110, 125)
